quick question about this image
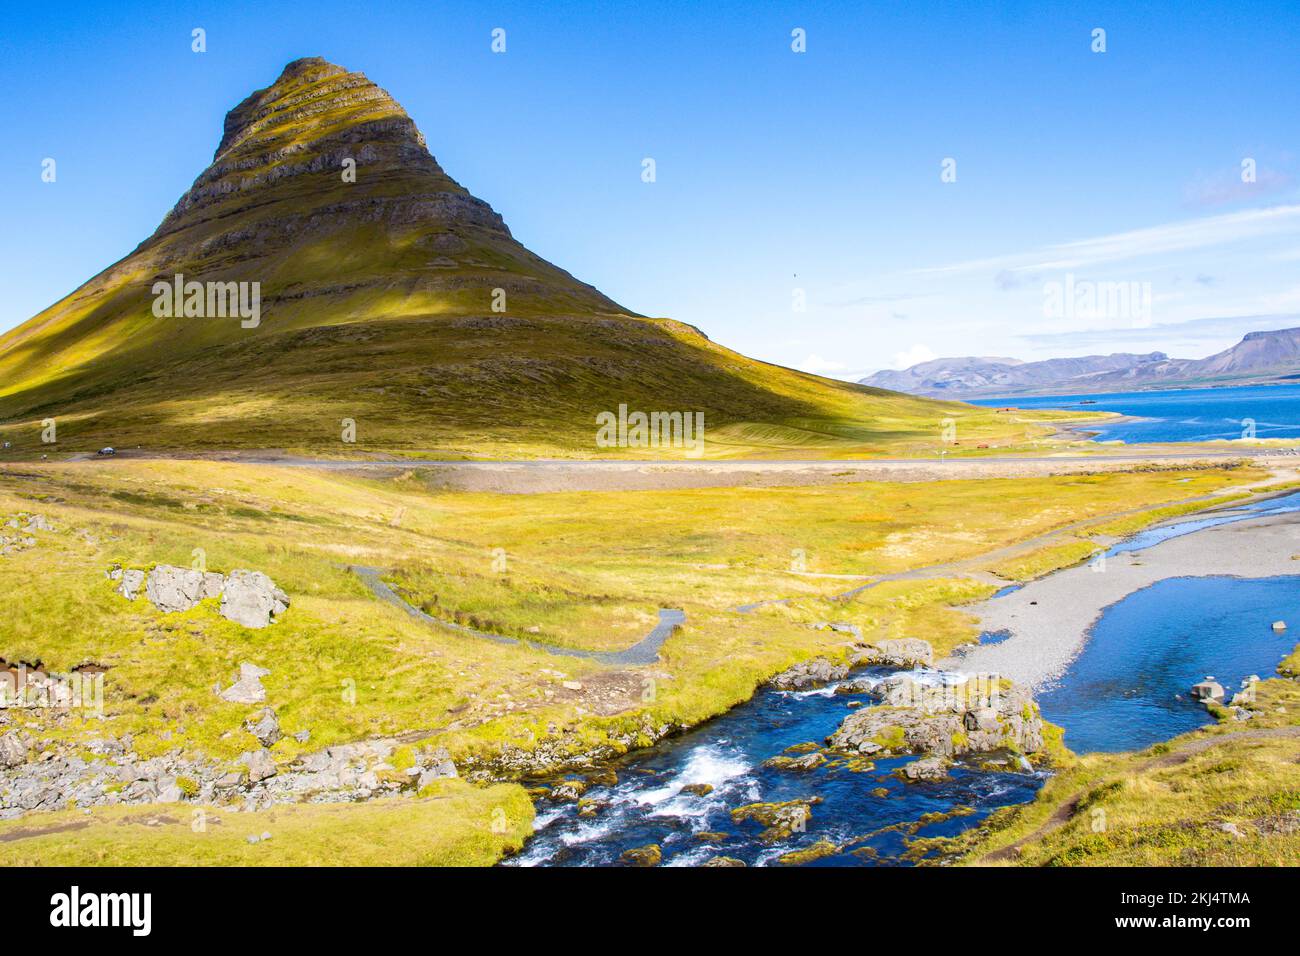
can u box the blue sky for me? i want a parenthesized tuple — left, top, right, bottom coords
(2, 0, 1298, 379)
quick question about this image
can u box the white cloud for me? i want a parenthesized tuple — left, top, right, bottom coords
(908, 203, 1300, 279)
(892, 344, 936, 369)
(798, 354, 848, 374)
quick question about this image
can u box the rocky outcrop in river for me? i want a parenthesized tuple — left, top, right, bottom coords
(767, 638, 935, 691)
(826, 673, 1044, 763)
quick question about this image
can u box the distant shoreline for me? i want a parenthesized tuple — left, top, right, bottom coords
(1048, 413, 1145, 441)
(959, 379, 1300, 404)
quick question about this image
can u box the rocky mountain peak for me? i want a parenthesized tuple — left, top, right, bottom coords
(152, 57, 454, 243)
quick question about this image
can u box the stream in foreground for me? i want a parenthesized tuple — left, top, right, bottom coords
(510, 493, 1300, 866)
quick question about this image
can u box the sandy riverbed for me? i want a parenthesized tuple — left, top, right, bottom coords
(948, 508, 1300, 689)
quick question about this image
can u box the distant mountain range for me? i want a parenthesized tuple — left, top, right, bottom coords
(860, 328, 1300, 398)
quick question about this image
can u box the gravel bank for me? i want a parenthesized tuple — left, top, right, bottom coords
(947, 509, 1300, 689)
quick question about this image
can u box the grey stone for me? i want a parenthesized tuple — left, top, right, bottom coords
(23, 514, 55, 533)
(0, 732, 26, 768)
(218, 662, 270, 704)
(215, 769, 247, 791)
(768, 657, 851, 691)
(145, 565, 209, 613)
(241, 749, 277, 782)
(220, 570, 289, 628)
(829, 676, 1043, 759)
(1191, 680, 1225, 703)
(116, 569, 146, 601)
(964, 706, 1001, 732)
(156, 784, 184, 803)
(902, 756, 950, 781)
(851, 638, 934, 669)
(245, 707, 282, 748)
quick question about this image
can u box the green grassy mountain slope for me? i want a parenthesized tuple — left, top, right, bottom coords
(0, 57, 1058, 458)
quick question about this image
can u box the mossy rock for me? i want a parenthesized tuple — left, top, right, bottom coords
(731, 797, 822, 842)
(777, 837, 839, 865)
(783, 741, 820, 755)
(680, 782, 714, 797)
(763, 752, 826, 772)
(621, 844, 662, 867)
(585, 768, 618, 788)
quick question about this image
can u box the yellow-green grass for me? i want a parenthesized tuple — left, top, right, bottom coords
(1079, 491, 1255, 537)
(387, 464, 1262, 643)
(954, 675, 1300, 866)
(0, 778, 533, 866)
(0, 317, 1101, 460)
(0, 458, 1266, 761)
(989, 540, 1106, 582)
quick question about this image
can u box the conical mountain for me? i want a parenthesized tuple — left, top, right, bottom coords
(0, 58, 997, 457)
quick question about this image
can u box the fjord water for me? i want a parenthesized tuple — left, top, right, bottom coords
(1038, 576, 1300, 754)
(971, 383, 1300, 443)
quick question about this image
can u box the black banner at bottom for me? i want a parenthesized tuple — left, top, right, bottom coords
(0, 865, 1278, 942)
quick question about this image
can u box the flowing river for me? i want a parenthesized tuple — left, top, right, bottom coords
(508, 491, 1300, 866)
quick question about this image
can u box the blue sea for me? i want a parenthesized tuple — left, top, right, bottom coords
(969, 383, 1300, 443)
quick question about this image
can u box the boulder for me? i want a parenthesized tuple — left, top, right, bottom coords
(548, 780, 587, 802)
(0, 732, 27, 768)
(218, 662, 271, 704)
(680, 782, 715, 796)
(730, 798, 821, 842)
(214, 770, 247, 791)
(620, 844, 662, 867)
(701, 856, 746, 867)
(851, 638, 934, 669)
(24, 515, 55, 533)
(244, 707, 282, 748)
(964, 707, 1001, 732)
(1190, 680, 1225, 703)
(241, 749, 277, 783)
(116, 569, 146, 601)
(416, 746, 457, 784)
(145, 565, 208, 613)
(762, 752, 826, 772)
(901, 756, 950, 782)
(220, 570, 290, 628)
(768, 657, 850, 691)
(155, 783, 184, 803)
(828, 676, 1043, 759)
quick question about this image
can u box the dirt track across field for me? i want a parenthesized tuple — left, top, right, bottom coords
(56, 448, 1298, 494)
